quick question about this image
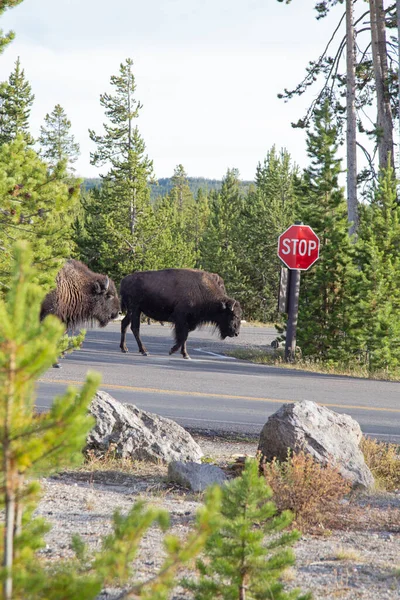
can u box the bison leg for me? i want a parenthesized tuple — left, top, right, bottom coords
(120, 313, 132, 353)
(131, 309, 149, 356)
(181, 341, 190, 360)
(169, 322, 190, 359)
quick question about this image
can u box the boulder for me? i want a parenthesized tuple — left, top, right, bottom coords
(86, 391, 203, 464)
(168, 461, 227, 492)
(258, 400, 374, 489)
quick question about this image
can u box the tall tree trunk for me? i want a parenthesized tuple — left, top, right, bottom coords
(370, 0, 394, 170)
(130, 186, 136, 236)
(397, 0, 400, 179)
(3, 344, 16, 600)
(346, 0, 359, 234)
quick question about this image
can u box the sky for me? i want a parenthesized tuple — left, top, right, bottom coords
(0, 0, 345, 181)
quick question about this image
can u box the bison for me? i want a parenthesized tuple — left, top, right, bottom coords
(40, 259, 120, 329)
(119, 268, 242, 359)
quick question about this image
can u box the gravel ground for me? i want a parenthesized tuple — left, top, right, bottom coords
(35, 435, 400, 600)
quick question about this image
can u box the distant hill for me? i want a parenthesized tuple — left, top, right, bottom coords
(83, 177, 254, 199)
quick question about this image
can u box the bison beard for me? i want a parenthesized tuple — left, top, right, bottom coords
(40, 259, 120, 329)
(119, 268, 242, 359)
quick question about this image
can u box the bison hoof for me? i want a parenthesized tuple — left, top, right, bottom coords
(52, 362, 62, 368)
(183, 355, 191, 360)
(141, 351, 149, 356)
(120, 347, 129, 353)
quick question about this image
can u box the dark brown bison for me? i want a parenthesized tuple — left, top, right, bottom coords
(119, 268, 242, 359)
(40, 259, 120, 329)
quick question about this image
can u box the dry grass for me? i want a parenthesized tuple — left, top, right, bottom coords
(261, 451, 351, 531)
(81, 448, 167, 478)
(334, 547, 362, 562)
(227, 348, 400, 381)
(360, 437, 400, 491)
(242, 320, 276, 328)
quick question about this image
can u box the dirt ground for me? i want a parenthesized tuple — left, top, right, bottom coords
(36, 432, 400, 600)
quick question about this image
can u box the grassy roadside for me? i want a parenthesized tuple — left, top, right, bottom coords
(226, 347, 400, 382)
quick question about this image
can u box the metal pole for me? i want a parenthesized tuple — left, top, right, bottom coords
(284, 268, 301, 362)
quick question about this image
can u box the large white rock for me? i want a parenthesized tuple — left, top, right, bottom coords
(168, 461, 227, 492)
(258, 400, 374, 489)
(86, 391, 203, 464)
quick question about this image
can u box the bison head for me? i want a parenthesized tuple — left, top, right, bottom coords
(91, 276, 120, 327)
(217, 298, 242, 339)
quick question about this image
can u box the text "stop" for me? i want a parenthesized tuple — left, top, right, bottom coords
(281, 238, 317, 256)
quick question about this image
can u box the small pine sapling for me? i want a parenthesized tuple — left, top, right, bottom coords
(0, 241, 101, 599)
(183, 458, 311, 600)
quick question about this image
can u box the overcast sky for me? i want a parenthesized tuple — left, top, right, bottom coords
(0, 0, 344, 181)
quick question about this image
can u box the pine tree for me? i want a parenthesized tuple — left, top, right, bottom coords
(169, 164, 195, 217)
(0, 57, 34, 145)
(351, 165, 400, 373)
(152, 194, 196, 269)
(84, 58, 156, 281)
(200, 169, 245, 299)
(38, 104, 80, 171)
(0, 242, 100, 599)
(0, 1, 24, 55)
(296, 100, 356, 362)
(237, 147, 299, 321)
(183, 459, 310, 600)
(0, 136, 80, 293)
(192, 188, 210, 265)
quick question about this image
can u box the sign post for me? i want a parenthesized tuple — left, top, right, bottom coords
(277, 223, 320, 362)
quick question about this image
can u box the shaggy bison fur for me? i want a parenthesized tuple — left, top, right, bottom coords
(40, 259, 120, 329)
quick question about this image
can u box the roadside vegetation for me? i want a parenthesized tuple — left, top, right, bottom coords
(227, 346, 400, 382)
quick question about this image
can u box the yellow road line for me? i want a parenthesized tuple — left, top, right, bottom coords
(38, 378, 400, 414)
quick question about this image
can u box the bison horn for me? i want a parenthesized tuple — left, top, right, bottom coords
(104, 276, 109, 292)
(230, 300, 236, 311)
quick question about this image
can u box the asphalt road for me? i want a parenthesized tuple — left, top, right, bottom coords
(38, 322, 400, 442)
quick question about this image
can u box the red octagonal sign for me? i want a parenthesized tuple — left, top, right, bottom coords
(278, 224, 320, 270)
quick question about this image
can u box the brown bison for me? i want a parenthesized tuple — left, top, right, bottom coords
(119, 268, 242, 359)
(40, 259, 120, 328)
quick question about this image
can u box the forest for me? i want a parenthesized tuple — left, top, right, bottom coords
(1, 2, 400, 379)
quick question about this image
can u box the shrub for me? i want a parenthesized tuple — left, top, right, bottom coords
(261, 451, 351, 530)
(360, 437, 400, 491)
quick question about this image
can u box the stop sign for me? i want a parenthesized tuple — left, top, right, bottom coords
(278, 224, 320, 270)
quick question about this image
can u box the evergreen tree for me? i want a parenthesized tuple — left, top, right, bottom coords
(84, 58, 156, 281)
(149, 164, 198, 268)
(0, 136, 80, 292)
(183, 459, 310, 600)
(152, 194, 196, 269)
(351, 166, 400, 372)
(296, 100, 356, 361)
(170, 164, 194, 213)
(0, 0, 24, 55)
(237, 147, 299, 321)
(200, 169, 244, 299)
(38, 104, 80, 171)
(192, 187, 210, 265)
(0, 57, 34, 145)
(0, 242, 100, 599)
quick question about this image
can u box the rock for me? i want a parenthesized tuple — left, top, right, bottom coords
(168, 461, 227, 492)
(258, 400, 374, 489)
(86, 391, 203, 464)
